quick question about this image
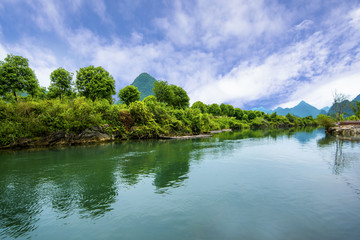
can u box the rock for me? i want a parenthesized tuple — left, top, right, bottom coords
(76, 129, 112, 142)
(2, 128, 114, 150)
(328, 124, 360, 140)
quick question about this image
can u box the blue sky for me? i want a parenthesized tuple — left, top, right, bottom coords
(1, 0, 360, 109)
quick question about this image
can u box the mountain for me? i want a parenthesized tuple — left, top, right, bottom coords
(353, 94, 360, 102)
(249, 93, 360, 118)
(327, 94, 360, 117)
(251, 107, 272, 114)
(252, 101, 323, 118)
(131, 73, 157, 100)
(273, 101, 322, 118)
(321, 106, 330, 112)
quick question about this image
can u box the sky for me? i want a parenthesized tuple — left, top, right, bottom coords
(0, 0, 360, 110)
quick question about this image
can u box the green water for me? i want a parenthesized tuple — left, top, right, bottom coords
(1, 128, 360, 240)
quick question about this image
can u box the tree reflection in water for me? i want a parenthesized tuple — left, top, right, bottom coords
(317, 135, 360, 175)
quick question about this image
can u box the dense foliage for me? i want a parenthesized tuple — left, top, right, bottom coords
(153, 80, 190, 109)
(0, 54, 39, 101)
(0, 53, 326, 148)
(48, 68, 74, 99)
(76, 65, 115, 102)
(118, 85, 140, 105)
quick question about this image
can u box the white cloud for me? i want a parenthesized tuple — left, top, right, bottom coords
(279, 61, 360, 109)
(190, 31, 330, 106)
(295, 20, 314, 30)
(1, 0, 359, 110)
(0, 38, 59, 88)
(28, 0, 66, 34)
(156, 0, 286, 50)
(0, 43, 7, 60)
(91, 0, 113, 25)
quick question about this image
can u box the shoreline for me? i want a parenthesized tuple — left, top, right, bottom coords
(0, 129, 234, 151)
(327, 122, 360, 141)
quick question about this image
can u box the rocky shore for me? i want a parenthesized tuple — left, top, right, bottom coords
(327, 121, 360, 140)
(1, 128, 234, 150)
(1, 127, 115, 150)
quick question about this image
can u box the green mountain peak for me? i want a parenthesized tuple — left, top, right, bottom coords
(131, 72, 157, 100)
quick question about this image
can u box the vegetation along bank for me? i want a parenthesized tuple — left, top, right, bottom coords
(0, 54, 321, 149)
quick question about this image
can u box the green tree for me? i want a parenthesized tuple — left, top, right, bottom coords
(153, 81, 174, 104)
(129, 101, 153, 125)
(48, 67, 74, 100)
(169, 84, 189, 109)
(191, 101, 208, 113)
(248, 111, 256, 120)
(153, 81, 189, 109)
(234, 108, 243, 120)
(317, 114, 335, 130)
(208, 103, 221, 116)
(0, 54, 39, 101)
(118, 85, 140, 105)
(332, 90, 348, 121)
(286, 113, 295, 123)
(76, 66, 115, 102)
(220, 103, 235, 117)
(351, 101, 360, 119)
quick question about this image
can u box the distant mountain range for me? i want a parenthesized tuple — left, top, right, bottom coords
(131, 73, 157, 100)
(128, 72, 359, 118)
(327, 94, 360, 117)
(252, 94, 360, 118)
(252, 101, 327, 118)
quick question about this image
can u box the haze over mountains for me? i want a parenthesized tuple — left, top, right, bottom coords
(253, 95, 360, 118)
(253, 101, 327, 118)
(129, 72, 359, 118)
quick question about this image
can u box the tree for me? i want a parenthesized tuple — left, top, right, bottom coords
(153, 81, 189, 109)
(118, 85, 140, 105)
(48, 67, 74, 100)
(153, 81, 174, 104)
(248, 111, 256, 120)
(0, 54, 39, 101)
(351, 101, 360, 119)
(234, 108, 243, 120)
(76, 66, 115, 102)
(169, 84, 189, 109)
(333, 90, 348, 121)
(220, 103, 235, 117)
(129, 101, 153, 125)
(191, 101, 208, 113)
(208, 103, 221, 116)
(317, 114, 335, 130)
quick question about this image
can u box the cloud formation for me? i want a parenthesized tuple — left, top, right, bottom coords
(0, 0, 359, 109)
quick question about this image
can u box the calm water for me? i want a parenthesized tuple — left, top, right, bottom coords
(1, 128, 360, 240)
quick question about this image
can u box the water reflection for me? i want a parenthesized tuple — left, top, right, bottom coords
(317, 135, 359, 175)
(0, 178, 41, 238)
(2, 127, 355, 239)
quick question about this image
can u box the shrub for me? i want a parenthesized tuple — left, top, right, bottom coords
(317, 114, 336, 130)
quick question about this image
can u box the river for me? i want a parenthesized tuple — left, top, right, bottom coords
(0, 128, 360, 239)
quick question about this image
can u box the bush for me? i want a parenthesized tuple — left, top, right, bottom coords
(317, 114, 336, 130)
(129, 101, 154, 125)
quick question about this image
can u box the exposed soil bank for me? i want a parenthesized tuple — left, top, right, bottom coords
(1, 128, 115, 150)
(328, 122, 360, 140)
(0, 129, 235, 150)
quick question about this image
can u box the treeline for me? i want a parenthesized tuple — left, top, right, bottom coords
(0, 54, 318, 147)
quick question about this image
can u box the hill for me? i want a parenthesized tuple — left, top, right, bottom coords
(254, 101, 324, 118)
(273, 101, 321, 118)
(131, 73, 157, 100)
(328, 94, 360, 117)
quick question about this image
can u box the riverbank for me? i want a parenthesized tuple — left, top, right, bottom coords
(327, 121, 360, 140)
(1, 129, 237, 150)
